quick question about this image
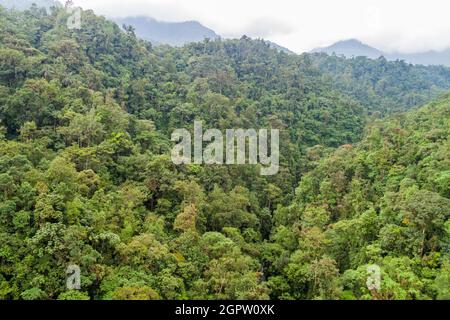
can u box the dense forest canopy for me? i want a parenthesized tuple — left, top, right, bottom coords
(311, 52, 450, 114)
(0, 5, 448, 300)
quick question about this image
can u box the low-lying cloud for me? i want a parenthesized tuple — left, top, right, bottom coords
(73, 0, 450, 54)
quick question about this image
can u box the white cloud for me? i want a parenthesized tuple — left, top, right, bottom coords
(72, 0, 450, 53)
(234, 17, 294, 38)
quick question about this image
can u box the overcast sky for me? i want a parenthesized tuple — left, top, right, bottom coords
(73, 0, 450, 54)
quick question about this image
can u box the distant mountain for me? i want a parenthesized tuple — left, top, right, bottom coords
(114, 16, 219, 46)
(313, 38, 450, 66)
(390, 49, 450, 67)
(0, 0, 61, 10)
(312, 39, 383, 59)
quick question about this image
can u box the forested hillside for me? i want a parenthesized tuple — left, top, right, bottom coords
(311, 52, 450, 114)
(0, 6, 448, 300)
(273, 96, 450, 299)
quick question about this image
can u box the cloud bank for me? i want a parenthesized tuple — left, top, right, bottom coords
(73, 0, 450, 54)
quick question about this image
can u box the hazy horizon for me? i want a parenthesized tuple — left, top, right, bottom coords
(60, 0, 450, 54)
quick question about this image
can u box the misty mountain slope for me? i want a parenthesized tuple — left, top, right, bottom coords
(114, 16, 294, 52)
(391, 49, 450, 67)
(114, 16, 219, 46)
(314, 39, 450, 66)
(312, 39, 383, 59)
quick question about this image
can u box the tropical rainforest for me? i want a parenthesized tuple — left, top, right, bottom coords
(0, 5, 448, 300)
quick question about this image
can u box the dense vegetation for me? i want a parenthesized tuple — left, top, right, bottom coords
(272, 97, 450, 299)
(311, 52, 450, 114)
(0, 6, 448, 300)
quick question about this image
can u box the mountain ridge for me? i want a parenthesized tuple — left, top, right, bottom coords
(113, 16, 219, 46)
(313, 39, 450, 66)
(312, 39, 383, 59)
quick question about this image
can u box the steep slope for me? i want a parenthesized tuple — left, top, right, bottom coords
(270, 95, 450, 299)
